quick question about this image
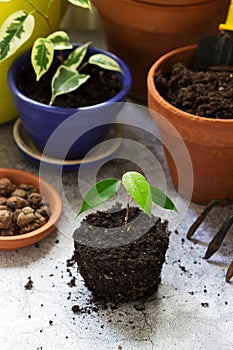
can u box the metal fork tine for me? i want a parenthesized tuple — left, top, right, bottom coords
(226, 260, 233, 282)
(187, 198, 233, 239)
(187, 199, 221, 239)
(204, 215, 233, 259)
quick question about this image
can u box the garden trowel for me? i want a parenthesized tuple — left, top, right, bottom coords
(194, 0, 233, 70)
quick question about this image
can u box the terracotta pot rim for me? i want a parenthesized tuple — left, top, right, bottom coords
(148, 44, 233, 125)
(0, 168, 62, 249)
(117, 0, 221, 7)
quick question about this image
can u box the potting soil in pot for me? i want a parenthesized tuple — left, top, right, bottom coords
(73, 207, 170, 304)
(17, 64, 122, 107)
(154, 63, 233, 119)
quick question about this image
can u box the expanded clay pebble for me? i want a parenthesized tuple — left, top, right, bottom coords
(0, 177, 50, 236)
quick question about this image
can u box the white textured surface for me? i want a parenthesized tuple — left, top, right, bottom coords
(0, 30, 233, 350)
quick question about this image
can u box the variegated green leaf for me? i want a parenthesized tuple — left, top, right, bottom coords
(47, 31, 73, 50)
(0, 10, 35, 61)
(31, 38, 54, 81)
(64, 42, 91, 70)
(88, 54, 123, 74)
(50, 65, 90, 105)
(67, 0, 92, 10)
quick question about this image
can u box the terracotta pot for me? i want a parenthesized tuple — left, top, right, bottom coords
(147, 45, 233, 204)
(92, 0, 230, 101)
(0, 168, 62, 250)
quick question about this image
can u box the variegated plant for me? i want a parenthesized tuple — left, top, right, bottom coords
(0, 0, 92, 62)
(31, 36, 123, 105)
(0, 0, 123, 105)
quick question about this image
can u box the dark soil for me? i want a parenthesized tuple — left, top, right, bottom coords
(154, 63, 233, 119)
(24, 276, 33, 290)
(17, 63, 122, 108)
(73, 207, 170, 304)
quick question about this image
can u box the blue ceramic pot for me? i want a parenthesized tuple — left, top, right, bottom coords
(8, 44, 132, 159)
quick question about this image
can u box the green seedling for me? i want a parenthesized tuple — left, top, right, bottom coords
(77, 171, 178, 224)
(0, 0, 123, 105)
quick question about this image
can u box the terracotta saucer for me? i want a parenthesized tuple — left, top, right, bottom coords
(0, 168, 62, 250)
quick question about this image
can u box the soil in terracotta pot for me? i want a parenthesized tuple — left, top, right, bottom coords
(154, 63, 233, 119)
(17, 63, 122, 108)
(73, 206, 170, 304)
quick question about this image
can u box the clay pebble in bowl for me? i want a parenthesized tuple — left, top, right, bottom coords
(0, 168, 62, 250)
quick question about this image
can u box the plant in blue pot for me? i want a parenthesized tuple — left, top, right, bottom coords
(2, 0, 132, 159)
(0, 0, 67, 124)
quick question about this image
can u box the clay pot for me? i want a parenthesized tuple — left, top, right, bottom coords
(0, 168, 62, 250)
(147, 45, 233, 204)
(92, 0, 230, 101)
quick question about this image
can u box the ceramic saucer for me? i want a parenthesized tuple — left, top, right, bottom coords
(13, 119, 123, 171)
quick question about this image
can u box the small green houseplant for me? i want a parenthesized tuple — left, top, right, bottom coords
(0, 0, 92, 63)
(73, 171, 177, 303)
(2, 0, 132, 160)
(0, 0, 66, 123)
(77, 170, 177, 219)
(0, 0, 122, 104)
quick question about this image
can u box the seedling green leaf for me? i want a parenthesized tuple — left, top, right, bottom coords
(68, 0, 92, 10)
(31, 38, 54, 81)
(150, 185, 178, 212)
(77, 171, 177, 223)
(77, 178, 121, 216)
(47, 31, 73, 50)
(122, 172, 152, 217)
(0, 10, 35, 61)
(88, 54, 123, 74)
(64, 42, 91, 70)
(50, 65, 90, 105)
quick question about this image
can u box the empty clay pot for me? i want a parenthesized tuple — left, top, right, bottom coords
(147, 45, 233, 204)
(92, 0, 230, 101)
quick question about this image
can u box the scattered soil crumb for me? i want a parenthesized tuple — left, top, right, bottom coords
(72, 305, 81, 314)
(24, 276, 33, 290)
(179, 264, 188, 273)
(201, 302, 209, 308)
(66, 257, 75, 268)
(67, 277, 76, 287)
(133, 302, 145, 311)
(72, 304, 99, 315)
